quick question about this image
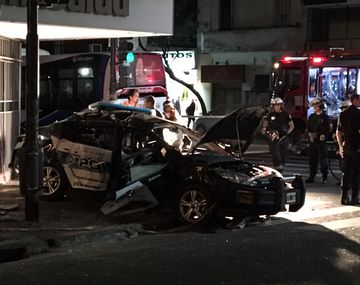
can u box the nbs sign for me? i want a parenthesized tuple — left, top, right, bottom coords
(155, 51, 195, 70)
(0, 0, 129, 17)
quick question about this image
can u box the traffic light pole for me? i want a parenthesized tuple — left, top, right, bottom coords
(24, 0, 42, 222)
(109, 38, 119, 98)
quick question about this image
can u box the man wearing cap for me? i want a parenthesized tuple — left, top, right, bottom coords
(336, 93, 360, 205)
(262, 97, 294, 172)
(305, 98, 330, 184)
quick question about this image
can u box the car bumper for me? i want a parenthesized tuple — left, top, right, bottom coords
(219, 175, 306, 217)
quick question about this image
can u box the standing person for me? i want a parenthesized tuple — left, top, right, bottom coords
(262, 97, 294, 172)
(122, 89, 139, 107)
(144, 95, 163, 118)
(186, 99, 196, 128)
(174, 97, 181, 115)
(305, 98, 330, 184)
(336, 93, 360, 205)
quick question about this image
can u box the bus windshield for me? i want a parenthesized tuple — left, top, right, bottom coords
(123, 53, 166, 88)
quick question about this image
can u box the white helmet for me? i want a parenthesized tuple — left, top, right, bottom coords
(340, 100, 351, 110)
(310, 97, 323, 107)
(270, 97, 284, 105)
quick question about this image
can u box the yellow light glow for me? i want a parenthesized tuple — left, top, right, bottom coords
(274, 62, 280, 69)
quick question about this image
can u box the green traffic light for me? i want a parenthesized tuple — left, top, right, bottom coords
(126, 52, 135, 63)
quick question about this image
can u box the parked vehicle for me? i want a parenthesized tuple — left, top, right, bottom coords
(11, 103, 306, 224)
(193, 106, 241, 135)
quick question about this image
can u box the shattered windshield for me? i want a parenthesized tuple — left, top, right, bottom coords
(153, 124, 227, 155)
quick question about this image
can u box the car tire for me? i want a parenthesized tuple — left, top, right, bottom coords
(42, 162, 69, 201)
(176, 184, 215, 225)
(195, 124, 207, 135)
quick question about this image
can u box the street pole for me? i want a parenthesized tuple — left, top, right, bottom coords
(109, 38, 119, 99)
(24, 0, 42, 222)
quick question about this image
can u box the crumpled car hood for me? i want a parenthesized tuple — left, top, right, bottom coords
(191, 106, 268, 154)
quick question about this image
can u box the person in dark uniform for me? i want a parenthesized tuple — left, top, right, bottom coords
(305, 98, 330, 184)
(336, 93, 360, 205)
(186, 99, 196, 128)
(262, 97, 294, 172)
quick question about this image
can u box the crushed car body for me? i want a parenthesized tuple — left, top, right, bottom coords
(11, 102, 306, 224)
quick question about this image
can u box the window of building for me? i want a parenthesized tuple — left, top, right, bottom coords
(219, 0, 232, 31)
(304, 0, 345, 5)
(274, 0, 291, 26)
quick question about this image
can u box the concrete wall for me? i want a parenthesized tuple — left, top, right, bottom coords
(200, 27, 306, 53)
(197, 0, 306, 111)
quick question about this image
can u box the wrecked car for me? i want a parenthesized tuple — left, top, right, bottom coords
(12, 102, 306, 224)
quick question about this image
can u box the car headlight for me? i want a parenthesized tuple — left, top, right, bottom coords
(214, 168, 251, 185)
(257, 165, 283, 178)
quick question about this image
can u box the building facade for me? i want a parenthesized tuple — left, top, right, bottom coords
(196, 0, 360, 112)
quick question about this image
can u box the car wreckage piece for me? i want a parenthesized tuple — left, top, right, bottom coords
(100, 181, 159, 215)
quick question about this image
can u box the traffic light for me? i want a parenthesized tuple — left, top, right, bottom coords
(118, 40, 134, 63)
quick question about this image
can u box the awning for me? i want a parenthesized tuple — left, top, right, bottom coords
(0, 0, 174, 40)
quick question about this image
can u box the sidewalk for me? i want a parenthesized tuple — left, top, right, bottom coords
(0, 181, 170, 263)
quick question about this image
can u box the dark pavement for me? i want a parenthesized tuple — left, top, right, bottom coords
(0, 220, 359, 285)
(0, 148, 359, 284)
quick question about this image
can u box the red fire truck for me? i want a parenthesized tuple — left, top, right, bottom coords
(272, 49, 360, 144)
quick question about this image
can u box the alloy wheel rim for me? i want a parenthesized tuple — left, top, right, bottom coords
(43, 166, 61, 195)
(179, 190, 208, 223)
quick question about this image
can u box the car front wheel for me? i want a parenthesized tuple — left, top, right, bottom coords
(42, 163, 68, 201)
(176, 185, 214, 225)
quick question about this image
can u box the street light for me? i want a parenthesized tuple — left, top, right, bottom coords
(22, 0, 69, 222)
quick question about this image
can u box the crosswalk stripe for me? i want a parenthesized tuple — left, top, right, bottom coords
(276, 205, 360, 221)
(262, 205, 360, 229)
(320, 217, 360, 230)
(266, 216, 360, 230)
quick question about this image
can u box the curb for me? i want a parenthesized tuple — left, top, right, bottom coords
(0, 223, 144, 263)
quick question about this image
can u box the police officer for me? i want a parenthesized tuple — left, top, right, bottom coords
(305, 98, 330, 184)
(336, 93, 360, 205)
(262, 97, 294, 172)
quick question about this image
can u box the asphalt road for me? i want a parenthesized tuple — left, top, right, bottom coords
(1, 148, 359, 285)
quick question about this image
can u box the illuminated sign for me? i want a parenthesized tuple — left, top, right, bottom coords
(0, 0, 129, 17)
(154, 51, 195, 70)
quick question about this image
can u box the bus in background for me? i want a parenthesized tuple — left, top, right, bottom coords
(115, 51, 167, 109)
(272, 49, 360, 144)
(21, 52, 167, 127)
